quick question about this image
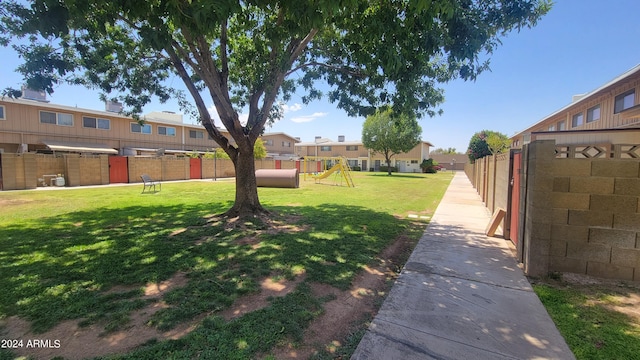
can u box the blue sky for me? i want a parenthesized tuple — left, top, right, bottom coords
(2, 0, 640, 153)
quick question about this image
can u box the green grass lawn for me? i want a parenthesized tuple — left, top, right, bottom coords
(533, 277, 640, 360)
(0, 171, 452, 359)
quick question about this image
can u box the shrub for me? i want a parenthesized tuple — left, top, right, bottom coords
(420, 158, 439, 173)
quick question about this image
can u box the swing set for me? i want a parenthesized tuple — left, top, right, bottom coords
(302, 156, 355, 187)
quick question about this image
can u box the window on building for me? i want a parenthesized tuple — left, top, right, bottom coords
(83, 116, 110, 130)
(410, 160, 419, 164)
(158, 126, 176, 136)
(587, 105, 600, 123)
(557, 121, 566, 131)
(40, 111, 73, 126)
(0, 105, 5, 120)
(131, 122, 152, 134)
(548, 125, 555, 131)
(320, 146, 331, 151)
(614, 89, 635, 113)
(571, 113, 583, 128)
(282, 141, 291, 147)
(189, 130, 204, 139)
(264, 139, 274, 146)
(346, 145, 359, 151)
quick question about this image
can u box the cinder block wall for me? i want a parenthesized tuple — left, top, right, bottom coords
(162, 157, 189, 181)
(128, 157, 162, 182)
(465, 153, 510, 230)
(3, 154, 313, 190)
(77, 155, 109, 186)
(1, 153, 37, 190)
(36, 155, 65, 186)
(198, 158, 236, 179)
(256, 159, 276, 170)
(523, 140, 640, 280)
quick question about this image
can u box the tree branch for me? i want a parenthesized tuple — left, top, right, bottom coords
(165, 44, 238, 160)
(286, 61, 365, 78)
(220, 19, 229, 85)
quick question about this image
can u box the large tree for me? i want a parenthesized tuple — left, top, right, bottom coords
(467, 129, 510, 163)
(1, 0, 550, 218)
(362, 108, 422, 175)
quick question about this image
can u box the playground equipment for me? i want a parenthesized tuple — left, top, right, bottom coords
(255, 168, 300, 188)
(303, 156, 355, 187)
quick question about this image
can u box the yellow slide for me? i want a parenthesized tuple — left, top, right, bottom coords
(310, 163, 342, 179)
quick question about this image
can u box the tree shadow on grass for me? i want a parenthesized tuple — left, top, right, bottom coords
(0, 202, 414, 334)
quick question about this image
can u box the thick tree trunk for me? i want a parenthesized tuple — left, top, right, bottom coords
(224, 146, 267, 218)
(385, 154, 393, 176)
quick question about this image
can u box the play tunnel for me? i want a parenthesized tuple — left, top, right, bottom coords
(255, 168, 299, 188)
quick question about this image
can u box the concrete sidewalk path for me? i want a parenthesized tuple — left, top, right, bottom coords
(352, 172, 575, 360)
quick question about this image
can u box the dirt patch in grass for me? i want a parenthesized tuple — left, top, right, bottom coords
(220, 274, 307, 321)
(267, 234, 416, 359)
(1, 272, 193, 360)
(555, 273, 640, 320)
(0, 198, 34, 206)
(532, 272, 640, 324)
(1, 231, 417, 360)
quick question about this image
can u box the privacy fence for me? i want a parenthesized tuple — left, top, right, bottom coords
(0, 154, 316, 191)
(465, 139, 640, 282)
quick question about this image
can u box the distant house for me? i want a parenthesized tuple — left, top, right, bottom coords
(295, 135, 432, 172)
(260, 132, 300, 160)
(511, 63, 640, 148)
(428, 154, 467, 171)
(0, 96, 296, 158)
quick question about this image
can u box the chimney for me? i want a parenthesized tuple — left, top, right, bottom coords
(572, 94, 586, 103)
(105, 100, 123, 113)
(338, 135, 345, 142)
(20, 86, 48, 102)
(315, 136, 322, 143)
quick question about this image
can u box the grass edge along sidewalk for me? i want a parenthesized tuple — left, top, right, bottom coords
(0, 172, 452, 359)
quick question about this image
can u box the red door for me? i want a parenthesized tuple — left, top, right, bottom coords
(190, 158, 202, 179)
(508, 152, 522, 246)
(275, 160, 282, 169)
(109, 156, 129, 184)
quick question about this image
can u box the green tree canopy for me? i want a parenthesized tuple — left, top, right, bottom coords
(1, 0, 550, 217)
(431, 147, 459, 155)
(362, 108, 422, 175)
(253, 138, 267, 160)
(467, 130, 511, 163)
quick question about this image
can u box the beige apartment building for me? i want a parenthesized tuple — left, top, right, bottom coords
(295, 136, 433, 172)
(0, 96, 299, 157)
(511, 63, 640, 147)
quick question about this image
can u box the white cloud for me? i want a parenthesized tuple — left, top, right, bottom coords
(282, 103, 302, 113)
(291, 112, 328, 123)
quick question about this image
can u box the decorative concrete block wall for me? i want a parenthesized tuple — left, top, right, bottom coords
(523, 140, 640, 280)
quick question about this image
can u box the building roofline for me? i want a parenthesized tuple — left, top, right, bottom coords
(261, 132, 301, 142)
(295, 140, 434, 147)
(0, 97, 235, 132)
(512, 63, 640, 138)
